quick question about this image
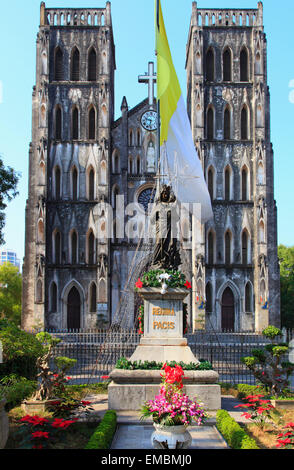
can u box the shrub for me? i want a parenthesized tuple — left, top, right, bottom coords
(85, 410, 117, 449)
(216, 409, 259, 449)
(236, 384, 267, 400)
(0, 374, 37, 410)
(0, 321, 44, 380)
(241, 325, 294, 398)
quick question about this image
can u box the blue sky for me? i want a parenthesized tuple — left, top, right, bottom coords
(0, 0, 293, 265)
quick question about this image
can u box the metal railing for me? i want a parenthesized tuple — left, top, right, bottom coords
(44, 328, 294, 386)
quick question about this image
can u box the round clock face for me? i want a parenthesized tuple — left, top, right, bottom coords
(138, 187, 155, 212)
(140, 110, 158, 131)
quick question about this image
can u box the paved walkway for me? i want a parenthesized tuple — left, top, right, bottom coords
(111, 424, 228, 449)
(76, 393, 247, 449)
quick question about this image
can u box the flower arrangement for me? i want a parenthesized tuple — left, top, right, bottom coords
(141, 364, 207, 427)
(234, 394, 275, 429)
(135, 269, 192, 291)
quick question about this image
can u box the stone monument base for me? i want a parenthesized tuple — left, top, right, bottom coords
(129, 337, 199, 364)
(108, 369, 221, 411)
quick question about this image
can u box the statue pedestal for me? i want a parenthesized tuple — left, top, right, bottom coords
(108, 287, 221, 411)
(129, 288, 198, 364)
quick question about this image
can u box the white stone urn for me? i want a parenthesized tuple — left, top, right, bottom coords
(0, 399, 9, 449)
(151, 423, 192, 449)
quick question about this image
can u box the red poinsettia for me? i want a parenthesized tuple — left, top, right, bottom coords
(31, 431, 49, 439)
(135, 278, 143, 289)
(184, 280, 192, 289)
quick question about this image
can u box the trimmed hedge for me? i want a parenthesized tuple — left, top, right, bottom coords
(216, 409, 259, 449)
(85, 410, 117, 449)
(115, 357, 213, 371)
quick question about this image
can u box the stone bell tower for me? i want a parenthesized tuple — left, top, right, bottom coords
(186, 2, 280, 332)
(22, 2, 115, 330)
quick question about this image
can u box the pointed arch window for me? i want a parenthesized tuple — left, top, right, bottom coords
(240, 48, 249, 82)
(87, 167, 95, 200)
(88, 48, 97, 81)
(54, 47, 63, 81)
(241, 166, 248, 201)
(72, 167, 78, 200)
(90, 282, 97, 312)
(223, 48, 232, 82)
(207, 167, 214, 201)
(225, 231, 232, 265)
(71, 48, 80, 81)
(242, 230, 249, 265)
(206, 283, 213, 313)
(71, 230, 78, 264)
(51, 282, 57, 313)
(55, 106, 62, 140)
(224, 166, 231, 201)
(206, 48, 214, 81)
(87, 231, 95, 264)
(224, 107, 231, 140)
(241, 106, 249, 140)
(245, 282, 253, 312)
(207, 107, 214, 140)
(208, 231, 215, 265)
(88, 107, 96, 139)
(72, 107, 79, 140)
(54, 230, 61, 264)
(136, 156, 141, 175)
(54, 166, 61, 200)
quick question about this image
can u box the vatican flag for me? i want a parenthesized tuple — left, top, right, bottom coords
(156, 0, 213, 222)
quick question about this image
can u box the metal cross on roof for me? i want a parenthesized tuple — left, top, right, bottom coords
(138, 61, 157, 108)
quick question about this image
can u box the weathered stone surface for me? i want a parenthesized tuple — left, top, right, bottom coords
(109, 369, 219, 384)
(108, 383, 221, 411)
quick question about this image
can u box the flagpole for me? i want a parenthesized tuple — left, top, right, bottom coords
(156, 0, 161, 189)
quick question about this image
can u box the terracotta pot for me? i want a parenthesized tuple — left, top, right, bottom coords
(151, 422, 192, 449)
(0, 399, 9, 449)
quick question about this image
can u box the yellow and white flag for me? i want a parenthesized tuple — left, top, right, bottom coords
(156, 0, 213, 222)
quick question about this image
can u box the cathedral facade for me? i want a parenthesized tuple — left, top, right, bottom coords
(21, 1, 280, 332)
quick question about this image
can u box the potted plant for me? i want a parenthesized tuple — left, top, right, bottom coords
(140, 364, 207, 449)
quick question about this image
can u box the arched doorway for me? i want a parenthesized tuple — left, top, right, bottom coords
(221, 287, 235, 331)
(67, 286, 81, 329)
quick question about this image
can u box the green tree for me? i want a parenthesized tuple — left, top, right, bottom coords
(0, 157, 19, 245)
(278, 245, 294, 329)
(0, 263, 22, 325)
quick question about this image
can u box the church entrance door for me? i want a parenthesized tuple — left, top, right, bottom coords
(67, 287, 81, 330)
(221, 287, 235, 331)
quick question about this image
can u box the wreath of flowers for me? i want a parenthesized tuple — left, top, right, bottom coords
(135, 269, 192, 291)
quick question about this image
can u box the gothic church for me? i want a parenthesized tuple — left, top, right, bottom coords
(21, 2, 280, 332)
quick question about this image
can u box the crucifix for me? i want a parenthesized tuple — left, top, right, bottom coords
(138, 61, 157, 108)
